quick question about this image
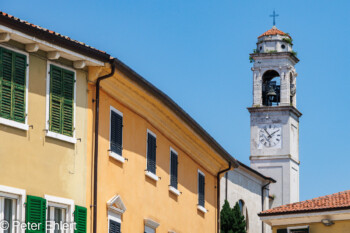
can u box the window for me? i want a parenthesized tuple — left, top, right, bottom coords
(198, 170, 205, 208)
(145, 226, 155, 233)
(277, 227, 310, 233)
(109, 106, 123, 162)
(146, 130, 156, 174)
(0, 46, 28, 129)
(0, 185, 26, 233)
(108, 212, 121, 233)
(44, 195, 78, 233)
(238, 200, 249, 232)
(47, 205, 67, 233)
(107, 195, 126, 233)
(144, 219, 159, 233)
(170, 148, 178, 189)
(0, 197, 16, 233)
(46, 63, 76, 143)
(287, 226, 309, 233)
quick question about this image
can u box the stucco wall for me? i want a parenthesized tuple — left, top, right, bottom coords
(220, 168, 271, 233)
(86, 64, 232, 232)
(272, 220, 350, 233)
(0, 42, 88, 206)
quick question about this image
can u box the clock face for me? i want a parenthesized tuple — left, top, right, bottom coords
(258, 124, 282, 148)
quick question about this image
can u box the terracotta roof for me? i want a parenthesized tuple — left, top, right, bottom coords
(258, 26, 291, 39)
(259, 190, 350, 216)
(0, 11, 111, 61)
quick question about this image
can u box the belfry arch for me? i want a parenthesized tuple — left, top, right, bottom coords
(262, 70, 280, 106)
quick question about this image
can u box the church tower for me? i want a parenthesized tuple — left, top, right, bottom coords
(249, 26, 302, 208)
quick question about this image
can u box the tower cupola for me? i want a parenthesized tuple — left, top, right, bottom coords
(250, 27, 299, 107)
(257, 26, 293, 53)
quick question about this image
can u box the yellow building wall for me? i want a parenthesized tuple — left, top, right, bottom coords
(87, 66, 230, 233)
(0, 43, 88, 206)
(272, 220, 350, 233)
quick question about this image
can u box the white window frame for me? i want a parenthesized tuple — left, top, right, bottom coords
(44, 195, 75, 233)
(0, 45, 29, 131)
(109, 106, 124, 163)
(144, 218, 159, 233)
(287, 226, 309, 233)
(0, 185, 26, 233)
(108, 211, 121, 233)
(197, 169, 207, 213)
(45, 61, 77, 144)
(145, 129, 159, 180)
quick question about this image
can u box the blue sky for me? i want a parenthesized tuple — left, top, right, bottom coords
(3, 0, 350, 201)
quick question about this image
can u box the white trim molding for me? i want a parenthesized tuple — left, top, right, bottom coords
(0, 184, 26, 233)
(45, 61, 77, 144)
(144, 218, 160, 229)
(197, 205, 207, 213)
(45, 195, 75, 233)
(287, 225, 309, 233)
(0, 24, 104, 67)
(107, 195, 126, 215)
(145, 171, 159, 181)
(169, 186, 181, 196)
(109, 151, 125, 163)
(147, 129, 156, 138)
(0, 45, 30, 131)
(109, 106, 124, 160)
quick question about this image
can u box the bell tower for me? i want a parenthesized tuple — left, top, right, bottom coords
(248, 26, 302, 208)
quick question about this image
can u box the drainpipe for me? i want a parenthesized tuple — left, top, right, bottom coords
(261, 181, 271, 233)
(93, 59, 115, 233)
(217, 162, 231, 233)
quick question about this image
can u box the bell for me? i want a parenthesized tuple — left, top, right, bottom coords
(267, 86, 276, 97)
(266, 86, 276, 105)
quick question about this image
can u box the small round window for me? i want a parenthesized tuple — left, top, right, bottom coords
(281, 44, 286, 49)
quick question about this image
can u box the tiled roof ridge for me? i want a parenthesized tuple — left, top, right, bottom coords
(260, 190, 350, 216)
(258, 26, 291, 39)
(0, 11, 111, 60)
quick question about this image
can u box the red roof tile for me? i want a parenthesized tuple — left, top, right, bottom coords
(259, 190, 350, 216)
(258, 26, 291, 39)
(0, 11, 111, 61)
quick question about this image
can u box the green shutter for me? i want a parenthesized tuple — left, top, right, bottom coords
(74, 205, 87, 233)
(49, 65, 74, 136)
(0, 47, 26, 123)
(26, 195, 46, 233)
(13, 53, 26, 122)
(62, 70, 74, 136)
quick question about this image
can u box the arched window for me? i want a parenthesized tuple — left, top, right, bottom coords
(262, 70, 280, 106)
(238, 200, 249, 233)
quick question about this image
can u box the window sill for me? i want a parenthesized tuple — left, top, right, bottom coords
(109, 151, 125, 163)
(0, 117, 28, 131)
(169, 186, 180, 196)
(197, 205, 207, 213)
(145, 171, 159, 181)
(46, 131, 77, 144)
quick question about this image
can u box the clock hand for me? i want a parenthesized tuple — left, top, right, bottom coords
(264, 128, 272, 138)
(270, 130, 280, 137)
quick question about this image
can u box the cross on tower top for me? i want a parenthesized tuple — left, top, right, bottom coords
(269, 10, 279, 26)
